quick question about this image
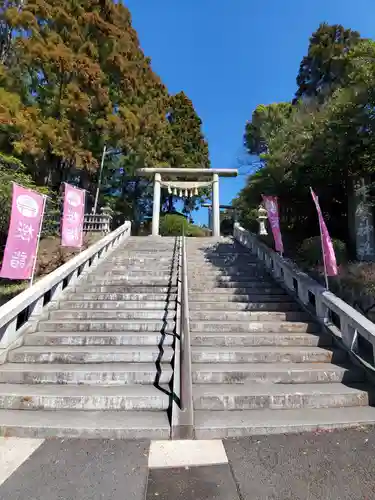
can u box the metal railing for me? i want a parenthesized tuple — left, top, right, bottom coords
(171, 230, 194, 439)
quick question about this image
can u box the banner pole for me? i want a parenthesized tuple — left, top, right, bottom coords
(311, 188, 329, 290)
(79, 189, 86, 254)
(29, 194, 47, 288)
(318, 215, 329, 290)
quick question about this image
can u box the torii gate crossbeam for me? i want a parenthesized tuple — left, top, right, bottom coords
(137, 168, 238, 237)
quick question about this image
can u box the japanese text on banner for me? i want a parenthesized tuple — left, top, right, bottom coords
(262, 195, 284, 254)
(0, 184, 45, 280)
(310, 188, 338, 277)
(61, 184, 85, 248)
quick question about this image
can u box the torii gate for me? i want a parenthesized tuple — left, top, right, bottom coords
(136, 168, 238, 237)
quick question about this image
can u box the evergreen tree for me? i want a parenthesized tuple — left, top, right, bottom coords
(295, 23, 360, 101)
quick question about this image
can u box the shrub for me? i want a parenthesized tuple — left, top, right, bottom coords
(159, 214, 188, 236)
(0, 153, 51, 246)
(220, 218, 234, 236)
(258, 233, 276, 250)
(186, 224, 205, 237)
(298, 236, 347, 267)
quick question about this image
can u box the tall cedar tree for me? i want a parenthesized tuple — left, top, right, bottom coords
(2, 0, 172, 187)
(167, 92, 210, 169)
(295, 23, 360, 101)
(0, 0, 210, 222)
(162, 91, 210, 213)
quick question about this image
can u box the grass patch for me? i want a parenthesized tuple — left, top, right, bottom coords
(0, 232, 102, 306)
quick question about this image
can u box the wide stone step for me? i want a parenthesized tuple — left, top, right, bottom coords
(57, 301, 171, 310)
(189, 301, 300, 311)
(96, 269, 175, 275)
(70, 293, 176, 302)
(189, 258, 258, 265)
(189, 252, 253, 257)
(79, 285, 177, 293)
(113, 254, 175, 259)
(194, 406, 375, 439)
(24, 331, 175, 347)
(190, 294, 291, 302)
(0, 363, 173, 385)
(189, 274, 269, 282)
(193, 383, 370, 410)
(191, 287, 282, 295)
(192, 362, 364, 384)
(190, 311, 310, 322)
(0, 384, 170, 411)
(8, 346, 174, 364)
(107, 257, 174, 262)
(49, 309, 176, 321)
(91, 266, 176, 274)
(190, 320, 319, 333)
(193, 282, 276, 290)
(188, 265, 259, 273)
(191, 331, 332, 347)
(191, 346, 344, 364)
(0, 409, 170, 439)
(104, 262, 174, 268)
(82, 278, 176, 286)
(37, 320, 175, 333)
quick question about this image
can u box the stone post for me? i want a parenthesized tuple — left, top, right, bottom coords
(100, 205, 113, 233)
(212, 173, 220, 237)
(208, 207, 212, 232)
(353, 178, 375, 261)
(152, 173, 161, 236)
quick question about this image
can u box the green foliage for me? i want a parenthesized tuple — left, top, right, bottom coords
(244, 103, 293, 156)
(0, 153, 50, 243)
(236, 24, 375, 256)
(159, 214, 206, 237)
(258, 234, 276, 250)
(166, 92, 210, 169)
(295, 23, 360, 101)
(159, 214, 188, 236)
(298, 236, 347, 267)
(186, 224, 205, 237)
(0, 0, 210, 237)
(220, 218, 234, 236)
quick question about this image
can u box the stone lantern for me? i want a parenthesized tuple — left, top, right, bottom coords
(100, 205, 113, 233)
(257, 205, 268, 236)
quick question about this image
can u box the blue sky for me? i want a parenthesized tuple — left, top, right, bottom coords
(125, 0, 375, 226)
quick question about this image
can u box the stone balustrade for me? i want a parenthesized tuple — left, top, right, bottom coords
(0, 221, 131, 360)
(234, 223, 375, 368)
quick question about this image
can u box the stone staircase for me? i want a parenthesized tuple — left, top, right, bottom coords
(188, 238, 375, 438)
(0, 237, 177, 439)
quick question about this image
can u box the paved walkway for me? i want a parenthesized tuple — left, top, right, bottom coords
(0, 428, 374, 499)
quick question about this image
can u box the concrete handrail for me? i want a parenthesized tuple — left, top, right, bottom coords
(234, 223, 375, 367)
(0, 221, 131, 355)
(171, 235, 194, 439)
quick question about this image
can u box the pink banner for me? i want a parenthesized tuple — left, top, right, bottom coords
(61, 183, 85, 248)
(0, 184, 46, 280)
(262, 195, 284, 254)
(310, 188, 338, 277)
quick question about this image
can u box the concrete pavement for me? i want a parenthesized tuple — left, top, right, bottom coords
(0, 428, 375, 499)
(224, 427, 375, 500)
